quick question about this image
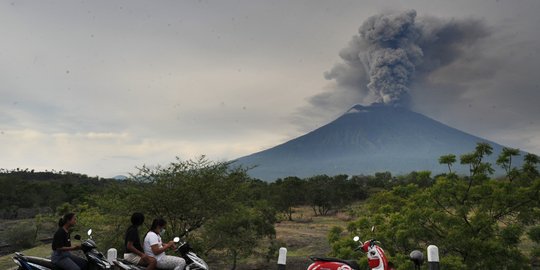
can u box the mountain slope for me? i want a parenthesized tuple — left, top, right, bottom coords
(235, 104, 522, 180)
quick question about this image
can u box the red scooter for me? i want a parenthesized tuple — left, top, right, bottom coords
(307, 233, 389, 270)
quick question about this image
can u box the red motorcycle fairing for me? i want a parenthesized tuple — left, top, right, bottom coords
(362, 241, 388, 270)
(308, 257, 359, 270)
(308, 261, 354, 270)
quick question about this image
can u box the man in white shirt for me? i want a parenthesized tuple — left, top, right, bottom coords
(143, 218, 186, 270)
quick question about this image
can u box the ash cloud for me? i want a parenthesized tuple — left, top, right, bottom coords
(325, 9, 490, 107)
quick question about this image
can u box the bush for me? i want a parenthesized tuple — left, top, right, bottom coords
(6, 222, 37, 249)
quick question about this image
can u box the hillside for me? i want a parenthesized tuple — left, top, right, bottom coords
(236, 104, 525, 180)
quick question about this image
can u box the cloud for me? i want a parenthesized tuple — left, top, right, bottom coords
(324, 10, 491, 107)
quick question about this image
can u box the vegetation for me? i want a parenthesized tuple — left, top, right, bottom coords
(1, 143, 539, 269)
(329, 143, 540, 269)
(0, 169, 115, 219)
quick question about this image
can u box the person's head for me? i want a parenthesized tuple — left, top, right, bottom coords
(131, 212, 145, 226)
(58, 213, 76, 228)
(149, 218, 167, 233)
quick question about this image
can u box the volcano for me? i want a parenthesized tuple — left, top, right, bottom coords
(235, 104, 523, 181)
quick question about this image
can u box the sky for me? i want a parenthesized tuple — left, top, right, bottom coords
(1, 0, 539, 177)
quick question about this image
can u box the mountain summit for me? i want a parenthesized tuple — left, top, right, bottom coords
(235, 104, 520, 180)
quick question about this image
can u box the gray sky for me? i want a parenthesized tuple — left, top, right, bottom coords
(1, 0, 539, 177)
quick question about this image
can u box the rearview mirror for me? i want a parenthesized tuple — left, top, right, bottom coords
(87, 229, 93, 236)
(173, 237, 180, 243)
(353, 236, 360, 242)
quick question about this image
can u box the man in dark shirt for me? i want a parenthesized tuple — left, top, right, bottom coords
(124, 212, 156, 269)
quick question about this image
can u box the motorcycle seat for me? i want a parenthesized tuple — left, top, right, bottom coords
(310, 256, 360, 269)
(24, 256, 56, 269)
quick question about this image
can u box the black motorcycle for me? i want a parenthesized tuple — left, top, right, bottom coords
(12, 229, 112, 270)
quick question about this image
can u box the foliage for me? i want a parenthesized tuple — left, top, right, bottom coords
(126, 157, 256, 236)
(329, 143, 540, 269)
(305, 174, 366, 216)
(5, 221, 37, 250)
(269, 177, 306, 221)
(0, 169, 115, 218)
(201, 203, 276, 270)
(438, 154, 456, 174)
(57, 157, 279, 268)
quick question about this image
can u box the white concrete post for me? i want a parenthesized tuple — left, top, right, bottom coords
(277, 247, 287, 270)
(427, 245, 440, 270)
(107, 248, 117, 264)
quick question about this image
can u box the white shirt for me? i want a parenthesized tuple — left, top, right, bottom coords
(143, 231, 165, 261)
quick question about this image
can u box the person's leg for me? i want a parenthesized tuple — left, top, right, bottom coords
(156, 255, 186, 270)
(142, 256, 157, 270)
(55, 256, 81, 270)
(124, 253, 142, 265)
(68, 254, 88, 270)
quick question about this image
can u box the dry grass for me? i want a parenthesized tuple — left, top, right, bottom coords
(273, 206, 350, 269)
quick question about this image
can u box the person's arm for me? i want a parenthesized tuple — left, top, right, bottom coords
(150, 241, 174, 255)
(127, 241, 146, 257)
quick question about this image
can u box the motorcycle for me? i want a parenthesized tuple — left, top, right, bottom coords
(114, 236, 209, 270)
(307, 227, 389, 270)
(12, 229, 112, 270)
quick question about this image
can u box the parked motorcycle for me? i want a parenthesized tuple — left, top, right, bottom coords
(307, 227, 389, 270)
(114, 236, 209, 270)
(12, 229, 112, 270)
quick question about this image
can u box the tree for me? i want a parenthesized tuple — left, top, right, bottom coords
(439, 154, 456, 174)
(306, 175, 355, 216)
(496, 147, 520, 181)
(122, 156, 277, 268)
(202, 203, 276, 270)
(270, 177, 306, 221)
(523, 153, 540, 181)
(330, 144, 540, 269)
(128, 157, 252, 237)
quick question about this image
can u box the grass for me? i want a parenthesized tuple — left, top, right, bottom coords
(210, 206, 351, 270)
(272, 206, 350, 269)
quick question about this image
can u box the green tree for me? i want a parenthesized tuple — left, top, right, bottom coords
(120, 156, 278, 268)
(128, 157, 252, 237)
(523, 153, 540, 181)
(496, 147, 521, 181)
(306, 175, 355, 216)
(439, 154, 456, 174)
(330, 144, 540, 269)
(202, 203, 276, 270)
(270, 177, 306, 221)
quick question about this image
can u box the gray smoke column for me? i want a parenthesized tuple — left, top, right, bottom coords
(325, 10, 490, 106)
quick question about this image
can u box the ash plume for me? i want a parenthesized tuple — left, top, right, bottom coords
(325, 10, 490, 107)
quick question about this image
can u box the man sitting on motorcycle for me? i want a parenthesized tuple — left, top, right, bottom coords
(124, 212, 157, 270)
(143, 218, 186, 270)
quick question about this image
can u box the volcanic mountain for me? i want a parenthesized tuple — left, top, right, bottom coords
(235, 104, 523, 181)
